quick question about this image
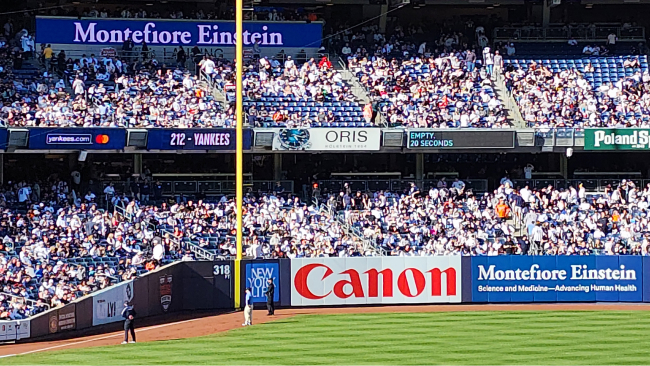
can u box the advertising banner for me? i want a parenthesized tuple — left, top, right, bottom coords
(0, 322, 16, 341)
(16, 320, 30, 340)
(146, 129, 251, 150)
(36, 17, 323, 48)
(471, 256, 643, 302)
(0, 129, 7, 151)
(28, 128, 126, 150)
(245, 262, 280, 303)
(407, 130, 515, 149)
(49, 304, 77, 333)
(0, 321, 15, 341)
(291, 257, 461, 306)
(584, 128, 650, 150)
(92, 280, 134, 326)
(272, 128, 381, 151)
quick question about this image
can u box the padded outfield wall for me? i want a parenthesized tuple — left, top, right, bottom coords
(12, 256, 650, 343)
(239, 256, 650, 306)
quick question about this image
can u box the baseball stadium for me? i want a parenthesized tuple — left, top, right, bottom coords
(2, 0, 650, 364)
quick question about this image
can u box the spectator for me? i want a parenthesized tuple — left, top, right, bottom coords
(43, 44, 53, 72)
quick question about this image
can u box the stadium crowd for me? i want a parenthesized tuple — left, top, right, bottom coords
(0, 40, 236, 128)
(158, 193, 371, 259)
(208, 56, 364, 127)
(330, 178, 650, 256)
(350, 51, 508, 128)
(505, 57, 650, 128)
(0, 178, 190, 320)
(33, 6, 317, 22)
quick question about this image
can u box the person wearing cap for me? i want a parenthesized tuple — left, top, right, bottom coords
(265, 278, 275, 316)
(243, 287, 253, 326)
(121, 301, 137, 344)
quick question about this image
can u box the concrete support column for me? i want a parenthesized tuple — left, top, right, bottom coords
(134, 154, 143, 176)
(416, 153, 424, 186)
(273, 154, 283, 181)
(0, 154, 4, 185)
(379, 5, 389, 33)
(542, 0, 551, 28)
(560, 153, 568, 179)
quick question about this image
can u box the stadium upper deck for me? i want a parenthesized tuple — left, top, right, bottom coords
(1, 11, 649, 130)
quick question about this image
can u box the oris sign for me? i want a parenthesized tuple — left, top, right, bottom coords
(272, 128, 381, 151)
(291, 257, 461, 306)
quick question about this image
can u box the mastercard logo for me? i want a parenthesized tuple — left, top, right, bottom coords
(95, 135, 110, 144)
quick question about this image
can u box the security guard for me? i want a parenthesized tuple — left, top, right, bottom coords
(265, 278, 275, 315)
(121, 301, 137, 344)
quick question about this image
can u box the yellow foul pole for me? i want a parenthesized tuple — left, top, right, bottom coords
(234, 0, 244, 310)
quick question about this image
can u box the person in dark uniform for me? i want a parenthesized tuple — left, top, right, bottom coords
(121, 301, 137, 344)
(265, 278, 275, 316)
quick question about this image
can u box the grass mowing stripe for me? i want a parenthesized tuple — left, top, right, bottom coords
(5, 311, 650, 365)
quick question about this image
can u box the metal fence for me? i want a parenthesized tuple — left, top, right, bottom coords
(101, 180, 294, 196)
(494, 25, 645, 41)
(512, 178, 648, 192)
(318, 179, 489, 193)
(0, 292, 49, 311)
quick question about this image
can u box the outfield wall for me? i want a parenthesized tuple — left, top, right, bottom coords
(240, 256, 650, 306)
(18, 260, 234, 342)
(11, 256, 650, 343)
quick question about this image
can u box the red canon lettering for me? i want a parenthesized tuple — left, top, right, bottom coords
(397, 268, 426, 297)
(333, 269, 364, 298)
(294, 263, 333, 299)
(295, 264, 457, 300)
(429, 268, 457, 296)
(364, 268, 393, 297)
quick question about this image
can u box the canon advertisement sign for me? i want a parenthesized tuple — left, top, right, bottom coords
(291, 257, 461, 306)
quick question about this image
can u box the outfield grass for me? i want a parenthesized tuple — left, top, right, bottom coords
(6, 311, 650, 365)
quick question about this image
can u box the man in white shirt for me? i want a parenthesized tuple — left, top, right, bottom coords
(18, 185, 30, 204)
(523, 164, 534, 179)
(418, 42, 426, 55)
(483, 47, 494, 77)
(607, 32, 617, 53)
(341, 43, 352, 57)
(72, 78, 85, 96)
(84, 191, 96, 202)
(451, 178, 466, 192)
(199, 56, 216, 79)
(284, 56, 294, 70)
(71, 170, 81, 186)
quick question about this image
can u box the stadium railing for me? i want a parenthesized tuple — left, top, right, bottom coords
(493, 24, 645, 41)
(512, 178, 649, 192)
(0, 292, 50, 312)
(318, 179, 489, 194)
(100, 180, 295, 196)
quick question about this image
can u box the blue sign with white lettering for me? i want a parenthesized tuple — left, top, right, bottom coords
(245, 262, 280, 303)
(146, 129, 251, 150)
(471, 256, 643, 302)
(0, 129, 8, 151)
(36, 17, 323, 48)
(28, 128, 126, 150)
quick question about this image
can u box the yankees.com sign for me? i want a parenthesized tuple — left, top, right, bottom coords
(291, 257, 461, 306)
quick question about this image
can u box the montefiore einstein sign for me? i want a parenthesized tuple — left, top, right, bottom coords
(35, 17, 323, 48)
(584, 128, 650, 150)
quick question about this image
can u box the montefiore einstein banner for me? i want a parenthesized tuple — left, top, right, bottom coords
(35, 17, 323, 48)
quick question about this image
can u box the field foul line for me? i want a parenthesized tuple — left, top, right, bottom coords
(11, 317, 207, 357)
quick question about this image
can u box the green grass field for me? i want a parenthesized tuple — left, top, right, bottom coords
(6, 311, 650, 365)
